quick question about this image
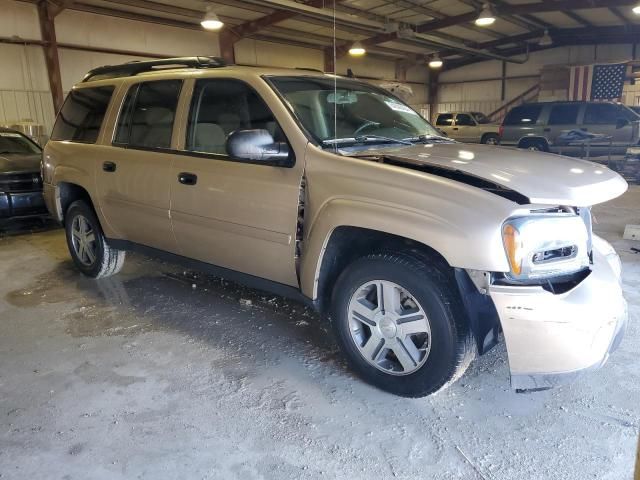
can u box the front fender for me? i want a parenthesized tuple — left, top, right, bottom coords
(299, 197, 510, 299)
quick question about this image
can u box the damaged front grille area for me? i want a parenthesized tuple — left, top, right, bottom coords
(493, 268, 592, 294)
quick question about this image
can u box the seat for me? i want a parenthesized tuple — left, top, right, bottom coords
(218, 113, 241, 136)
(130, 107, 174, 148)
(192, 123, 226, 154)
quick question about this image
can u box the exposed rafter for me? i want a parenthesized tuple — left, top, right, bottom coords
(416, 0, 638, 34)
(448, 25, 640, 70)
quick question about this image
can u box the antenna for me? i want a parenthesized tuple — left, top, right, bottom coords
(332, 0, 337, 152)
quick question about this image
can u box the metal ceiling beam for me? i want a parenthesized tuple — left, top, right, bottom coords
(333, 3, 472, 46)
(416, 0, 638, 33)
(560, 11, 593, 27)
(609, 7, 632, 25)
(457, 0, 541, 33)
(369, 0, 506, 39)
(448, 26, 640, 70)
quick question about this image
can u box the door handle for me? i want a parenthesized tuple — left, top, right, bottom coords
(543, 128, 551, 132)
(103, 161, 116, 172)
(178, 172, 198, 186)
(453, 127, 459, 131)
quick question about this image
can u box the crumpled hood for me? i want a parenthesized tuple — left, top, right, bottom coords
(357, 143, 628, 207)
(0, 154, 41, 174)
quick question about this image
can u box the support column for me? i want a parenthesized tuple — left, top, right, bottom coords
(428, 70, 439, 124)
(219, 29, 239, 64)
(501, 60, 507, 101)
(37, 1, 64, 113)
(395, 59, 408, 83)
(323, 47, 335, 74)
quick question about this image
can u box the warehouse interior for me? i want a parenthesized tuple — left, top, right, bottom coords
(1, 0, 640, 478)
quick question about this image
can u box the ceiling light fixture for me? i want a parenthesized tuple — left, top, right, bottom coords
(475, 3, 496, 26)
(349, 41, 366, 56)
(201, 6, 224, 30)
(539, 29, 553, 47)
(633, 3, 640, 14)
(428, 55, 443, 69)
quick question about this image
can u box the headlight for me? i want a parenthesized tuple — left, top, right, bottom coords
(502, 215, 590, 280)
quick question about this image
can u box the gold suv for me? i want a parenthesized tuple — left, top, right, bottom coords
(43, 57, 628, 397)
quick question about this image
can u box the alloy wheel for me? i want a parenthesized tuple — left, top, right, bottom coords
(71, 214, 97, 266)
(347, 280, 431, 376)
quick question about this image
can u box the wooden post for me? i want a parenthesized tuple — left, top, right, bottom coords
(219, 30, 238, 64)
(428, 70, 439, 124)
(324, 47, 335, 74)
(395, 59, 408, 83)
(37, 1, 64, 114)
(501, 60, 507, 101)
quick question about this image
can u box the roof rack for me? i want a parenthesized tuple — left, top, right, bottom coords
(82, 56, 226, 82)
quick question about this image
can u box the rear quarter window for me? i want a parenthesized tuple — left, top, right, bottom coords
(503, 105, 543, 126)
(51, 86, 115, 143)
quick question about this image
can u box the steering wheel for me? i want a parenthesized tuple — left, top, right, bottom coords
(354, 120, 381, 136)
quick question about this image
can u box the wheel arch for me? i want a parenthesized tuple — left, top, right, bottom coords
(312, 225, 450, 314)
(517, 136, 550, 150)
(53, 182, 96, 222)
(481, 132, 499, 144)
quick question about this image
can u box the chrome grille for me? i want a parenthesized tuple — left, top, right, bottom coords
(0, 172, 42, 192)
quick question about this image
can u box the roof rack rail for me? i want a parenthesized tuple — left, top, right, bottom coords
(82, 56, 226, 82)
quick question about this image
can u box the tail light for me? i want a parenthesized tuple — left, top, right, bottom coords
(499, 124, 504, 138)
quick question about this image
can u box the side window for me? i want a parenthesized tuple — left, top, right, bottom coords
(503, 105, 543, 126)
(436, 114, 453, 126)
(548, 104, 580, 125)
(186, 79, 286, 156)
(455, 113, 475, 126)
(51, 86, 114, 143)
(584, 104, 622, 125)
(114, 80, 182, 149)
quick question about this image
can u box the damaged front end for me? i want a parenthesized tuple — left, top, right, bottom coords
(470, 205, 627, 392)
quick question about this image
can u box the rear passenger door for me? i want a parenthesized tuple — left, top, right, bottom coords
(545, 103, 581, 155)
(169, 78, 303, 286)
(580, 103, 635, 154)
(95, 79, 182, 252)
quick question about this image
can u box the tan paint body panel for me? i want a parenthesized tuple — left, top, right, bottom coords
(297, 144, 521, 298)
(43, 66, 626, 300)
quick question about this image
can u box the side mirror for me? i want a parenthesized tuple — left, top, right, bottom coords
(616, 118, 630, 129)
(226, 129, 291, 165)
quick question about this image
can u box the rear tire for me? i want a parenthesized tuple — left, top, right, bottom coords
(519, 139, 548, 152)
(481, 133, 499, 145)
(64, 200, 125, 278)
(330, 252, 475, 397)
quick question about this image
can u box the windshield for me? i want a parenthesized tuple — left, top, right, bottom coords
(0, 132, 41, 155)
(269, 76, 443, 148)
(472, 112, 492, 124)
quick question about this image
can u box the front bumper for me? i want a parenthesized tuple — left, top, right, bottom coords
(489, 235, 628, 391)
(0, 190, 48, 219)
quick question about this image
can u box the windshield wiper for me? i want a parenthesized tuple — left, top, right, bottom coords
(403, 134, 455, 144)
(322, 135, 413, 147)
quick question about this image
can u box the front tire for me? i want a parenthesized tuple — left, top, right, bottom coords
(481, 133, 499, 145)
(330, 252, 475, 397)
(65, 200, 125, 278)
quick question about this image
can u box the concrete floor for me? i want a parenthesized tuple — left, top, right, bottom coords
(1, 188, 639, 480)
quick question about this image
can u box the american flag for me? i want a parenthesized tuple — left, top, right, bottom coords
(569, 63, 627, 101)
